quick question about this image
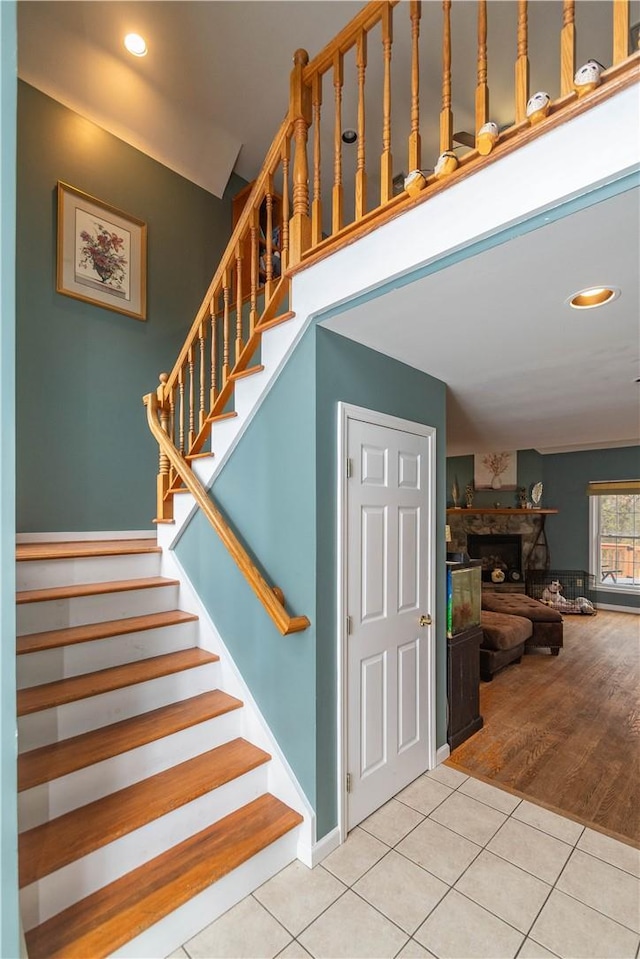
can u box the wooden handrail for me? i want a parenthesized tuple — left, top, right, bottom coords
(144, 392, 310, 636)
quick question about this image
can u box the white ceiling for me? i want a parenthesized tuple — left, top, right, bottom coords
(17, 0, 640, 456)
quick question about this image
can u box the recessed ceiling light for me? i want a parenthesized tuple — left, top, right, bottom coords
(341, 129, 357, 144)
(124, 33, 147, 57)
(567, 286, 620, 309)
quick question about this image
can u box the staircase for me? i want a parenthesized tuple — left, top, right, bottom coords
(16, 539, 302, 959)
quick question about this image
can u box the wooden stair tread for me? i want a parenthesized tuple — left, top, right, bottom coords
(17, 609, 199, 655)
(19, 690, 243, 791)
(17, 576, 179, 605)
(205, 410, 238, 424)
(17, 648, 218, 716)
(16, 539, 160, 562)
(19, 738, 271, 887)
(230, 363, 265, 380)
(24, 794, 303, 959)
(257, 310, 295, 332)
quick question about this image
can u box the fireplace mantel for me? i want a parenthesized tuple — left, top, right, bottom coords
(447, 508, 558, 516)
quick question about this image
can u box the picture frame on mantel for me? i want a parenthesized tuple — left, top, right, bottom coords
(474, 451, 517, 491)
(56, 181, 147, 321)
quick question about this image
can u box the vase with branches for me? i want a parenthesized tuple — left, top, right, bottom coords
(482, 452, 511, 489)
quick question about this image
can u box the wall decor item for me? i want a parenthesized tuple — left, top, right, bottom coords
(57, 181, 147, 320)
(474, 451, 517, 490)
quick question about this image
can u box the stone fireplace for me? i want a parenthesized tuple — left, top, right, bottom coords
(467, 533, 522, 582)
(447, 509, 552, 575)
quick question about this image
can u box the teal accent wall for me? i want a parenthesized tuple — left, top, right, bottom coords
(0, 4, 19, 956)
(446, 450, 543, 510)
(16, 82, 243, 533)
(177, 323, 446, 840)
(543, 446, 640, 609)
(315, 328, 447, 837)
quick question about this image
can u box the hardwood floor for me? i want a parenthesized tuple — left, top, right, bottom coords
(448, 610, 640, 846)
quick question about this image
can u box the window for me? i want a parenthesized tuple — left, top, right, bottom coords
(588, 481, 640, 591)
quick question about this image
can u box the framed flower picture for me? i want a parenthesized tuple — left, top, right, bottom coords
(474, 451, 518, 490)
(56, 182, 147, 321)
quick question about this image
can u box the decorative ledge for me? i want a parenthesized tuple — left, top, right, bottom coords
(447, 508, 558, 515)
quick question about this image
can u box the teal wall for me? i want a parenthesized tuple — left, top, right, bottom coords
(0, 4, 19, 956)
(446, 450, 544, 510)
(447, 445, 640, 609)
(16, 82, 243, 533)
(543, 445, 640, 609)
(177, 323, 446, 839)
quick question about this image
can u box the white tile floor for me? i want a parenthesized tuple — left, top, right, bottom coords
(169, 767, 640, 959)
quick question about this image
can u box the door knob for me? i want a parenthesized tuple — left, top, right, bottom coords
(419, 614, 432, 627)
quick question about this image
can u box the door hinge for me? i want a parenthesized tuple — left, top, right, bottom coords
(346, 772, 352, 793)
(346, 614, 353, 635)
(346, 457, 353, 478)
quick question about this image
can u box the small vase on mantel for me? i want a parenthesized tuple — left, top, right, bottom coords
(491, 474, 502, 490)
(451, 479, 460, 508)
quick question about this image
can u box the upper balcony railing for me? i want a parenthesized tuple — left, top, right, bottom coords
(144, 0, 638, 636)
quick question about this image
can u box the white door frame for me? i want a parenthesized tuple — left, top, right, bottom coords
(336, 402, 437, 844)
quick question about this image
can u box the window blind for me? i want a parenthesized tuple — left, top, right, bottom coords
(586, 480, 640, 496)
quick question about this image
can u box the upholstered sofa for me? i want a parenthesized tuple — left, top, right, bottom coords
(479, 593, 564, 680)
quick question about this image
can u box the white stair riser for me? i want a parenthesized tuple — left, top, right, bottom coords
(232, 370, 270, 420)
(16, 553, 161, 591)
(260, 314, 305, 370)
(17, 620, 199, 688)
(19, 709, 242, 831)
(111, 828, 300, 959)
(20, 765, 269, 930)
(18, 662, 219, 752)
(17, 585, 180, 636)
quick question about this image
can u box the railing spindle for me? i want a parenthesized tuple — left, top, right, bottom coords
(355, 29, 368, 220)
(178, 366, 185, 456)
(188, 345, 195, 451)
(476, 0, 489, 136)
(281, 137, 291, 273)
(515, 0, 530, 123)
(440, 0, 453, 153)
(613, 0, 630, 63)
(409, 0, 422, 172)
(311, 73, 323, 245)
(222, 269, 231, 385)
(209, 298, 217, 409)
(380, 4, 394, 204)
(561, 0, 576, 96)
(155, 373, 172, 521)
(198, 321, 206, 433)
(265, 177, 275, 300)
(333, 51, 344, 234)
(235, 245, 243, 361)
(289, 48, 311, 265)
(249, 207, 258, 336)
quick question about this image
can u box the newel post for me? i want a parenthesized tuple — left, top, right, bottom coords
(289, 48, 312, 267)
(155, 373, 173, 522)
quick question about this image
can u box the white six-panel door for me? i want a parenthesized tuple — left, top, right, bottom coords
(345, 412, 434, 830)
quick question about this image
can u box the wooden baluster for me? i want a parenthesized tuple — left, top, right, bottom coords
(409, 0, 422, 173)
(475, 0, 489, 138)
(249, 207, 258, 336)
(355, 29, 367, 220)
(178, 366, 185, 456)
(613, 0, 630, 63)
(187, 344, 195, 451)
(265, 177, 275, 301)
(289, 48, 311, 266)
(515, 0, 530, 123)
(198, 320, 206, 433)
(235, 244, 243, 361)
(311, 72, 323, 246)
(332, 51, 344, 234)
(440, 0, 452, 153)
(155, 373, 173, 521)
(169, 384, 175, 446)
(222, 269, 231, 386)
(209, 297, 217, 410)
(380, 4, 394, 204)
(281, 138, 290, 272)
(561, 0, 576, 96)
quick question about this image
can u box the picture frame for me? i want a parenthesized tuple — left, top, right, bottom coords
(57, 181, 147, 321)
(474, 451, 518, 491)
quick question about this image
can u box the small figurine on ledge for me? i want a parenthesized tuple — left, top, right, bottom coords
(531, 481, 543, 508)
(465, 484, 474, 508)
(518, 486, 527, 509)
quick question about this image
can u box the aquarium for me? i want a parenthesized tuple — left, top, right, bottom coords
(446, 561, 482, 638)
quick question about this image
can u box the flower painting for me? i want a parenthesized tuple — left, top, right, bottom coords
(57, 182, 146, 320)
(474, 451, 518, 490)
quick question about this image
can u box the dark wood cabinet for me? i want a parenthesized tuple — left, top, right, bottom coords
(447, 625, 483, 750)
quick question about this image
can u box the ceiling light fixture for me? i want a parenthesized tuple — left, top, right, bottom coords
(567, 286, 620, 309)
(124, 33, 147, 57)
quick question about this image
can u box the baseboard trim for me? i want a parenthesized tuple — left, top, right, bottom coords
(16, 531, 156, 543)
(436, 743, 451, 765)
(306, 827, 340, 868)
(596, 603, 640, 614)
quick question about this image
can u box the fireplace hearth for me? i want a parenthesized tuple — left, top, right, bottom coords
(467, 533, 523, 583)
